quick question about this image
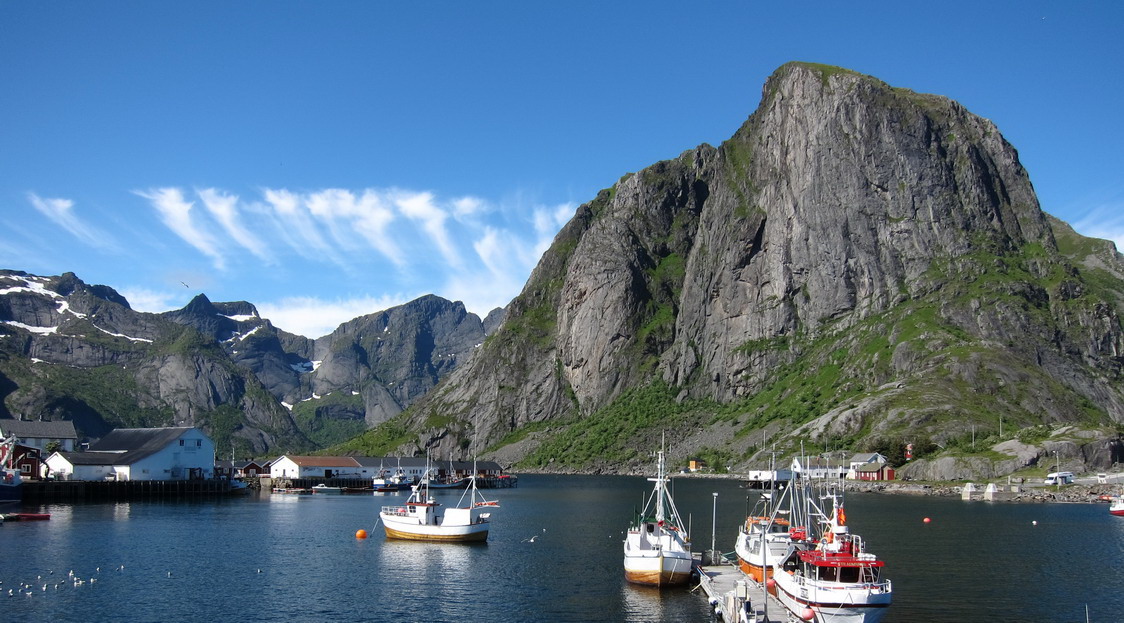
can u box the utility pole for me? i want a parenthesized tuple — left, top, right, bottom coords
(711, 492, 718, 565)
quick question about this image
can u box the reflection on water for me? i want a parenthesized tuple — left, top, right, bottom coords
(2, 477, 1122, 622)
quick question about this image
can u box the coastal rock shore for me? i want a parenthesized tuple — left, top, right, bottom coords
(848, 481, 1119, 504)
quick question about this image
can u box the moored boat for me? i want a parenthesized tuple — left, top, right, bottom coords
(311, 484, 343, 494)
(1110, 496, 1124, 516)
(734, 501, 791, 582)
(770, 479, 892, 623)
(1, 512, 50, 521)
(378, 458, 497, 542)
(623, 446, 693, 587)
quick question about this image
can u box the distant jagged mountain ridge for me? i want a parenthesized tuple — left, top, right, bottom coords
(0, 269, 502, 455)
(357, 62, 1124, 479)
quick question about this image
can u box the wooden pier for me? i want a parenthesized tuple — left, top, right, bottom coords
(695, 553, 789, 623)
(23, 479, 236, 502)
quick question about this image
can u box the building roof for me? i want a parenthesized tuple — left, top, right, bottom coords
(849, 452, 885, 464)
(78, 427, 207, 465)
(0, 419, 78, 440)
(855, 463, 893, 473)
(276, 455, 363, 468)
(793, 457, 847, 470)
(53, 451, 124, 467)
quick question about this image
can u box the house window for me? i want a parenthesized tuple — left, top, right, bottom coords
(179, 440, 185, 446)
(196, 440, 201, 447)
(20, 465, 31, 474)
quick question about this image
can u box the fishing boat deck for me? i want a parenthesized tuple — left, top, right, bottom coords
(695, 553, 786, 623)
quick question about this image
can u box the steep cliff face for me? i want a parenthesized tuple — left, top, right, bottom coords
(310, 295, 490, 427)
(388, 63, 1123, 473)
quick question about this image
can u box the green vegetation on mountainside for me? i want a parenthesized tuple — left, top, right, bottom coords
(485, 233, 1122, 471)
(290, 391, 368, 448)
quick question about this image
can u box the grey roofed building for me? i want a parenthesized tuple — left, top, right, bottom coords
(45, 427, 215, 482)
(0, 419, 79, 452)
(82, 427, 201, 465)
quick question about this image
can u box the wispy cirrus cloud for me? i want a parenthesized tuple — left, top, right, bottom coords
(197, 188, 272, 263)
(130, 185, 576, 335)
(257, 293, 419, 339)
(135, 187, 226, 269)
(396, 190, 460, 269)
(28, 192, 117, 250)
(1072, 204, 1124, 252)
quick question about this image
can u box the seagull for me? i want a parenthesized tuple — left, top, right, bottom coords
(180, 281, 189, 288)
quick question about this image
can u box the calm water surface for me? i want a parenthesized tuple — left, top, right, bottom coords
(2, 475, 1121, 622)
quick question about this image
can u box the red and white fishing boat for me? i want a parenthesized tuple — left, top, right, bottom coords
(623, 446, 693, 587)
(1110, 496, 1124, 517)
(770, 477, 892, 623)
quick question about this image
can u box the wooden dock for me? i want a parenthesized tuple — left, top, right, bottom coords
(695, 553, 789, 623)
(23, 479, 236, 501)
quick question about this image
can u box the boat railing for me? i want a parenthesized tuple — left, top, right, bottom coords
(381, 505, 412, 517)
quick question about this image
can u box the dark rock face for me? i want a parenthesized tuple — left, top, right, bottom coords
(310, 295, 489, 426)
(400, 63, 1124, 468)
(0, 269, 489, 455)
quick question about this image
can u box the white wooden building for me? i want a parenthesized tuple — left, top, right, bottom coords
(268, 455, 366, 479)
(790, 456, 848, 479)
(846, 452, 889, 479)
(44, 427, 215, 481)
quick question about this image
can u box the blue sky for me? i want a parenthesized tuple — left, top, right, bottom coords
(2, 2, 1122, 338)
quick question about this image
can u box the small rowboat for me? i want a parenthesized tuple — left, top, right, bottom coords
(1, 513, 51, 521)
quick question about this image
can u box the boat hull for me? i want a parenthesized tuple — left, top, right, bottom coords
(380, 515, 489, 542)
(773, 574, 891, 623)
(623, 553, 694, 587)
(737, 558, 773, 583)
(734, 528, 788, 583)
(0, 482, 20, 504)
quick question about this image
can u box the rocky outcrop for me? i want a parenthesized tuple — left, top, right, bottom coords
(310, 295, 489, 426)
(0, 270, 488, 455)
(391, 62, 1124, 471)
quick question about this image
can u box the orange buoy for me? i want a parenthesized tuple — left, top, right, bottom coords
(923, 517, 931, 523)
(355, 529, 368, 539)
(801, 606, 816, 621)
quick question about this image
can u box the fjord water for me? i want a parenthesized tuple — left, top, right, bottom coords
(2, 475, 1120, 623)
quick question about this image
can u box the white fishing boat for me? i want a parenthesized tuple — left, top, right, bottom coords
(734, 493, 791, 583)
(379, 457, 497, 542)
(623, 446, 693, 587)
(770, 476, 892, 623)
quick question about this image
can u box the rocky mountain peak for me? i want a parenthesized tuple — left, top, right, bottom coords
(382, 62, 1123, 474)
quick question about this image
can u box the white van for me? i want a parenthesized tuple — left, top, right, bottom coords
(1044, 471, 1074, 485)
